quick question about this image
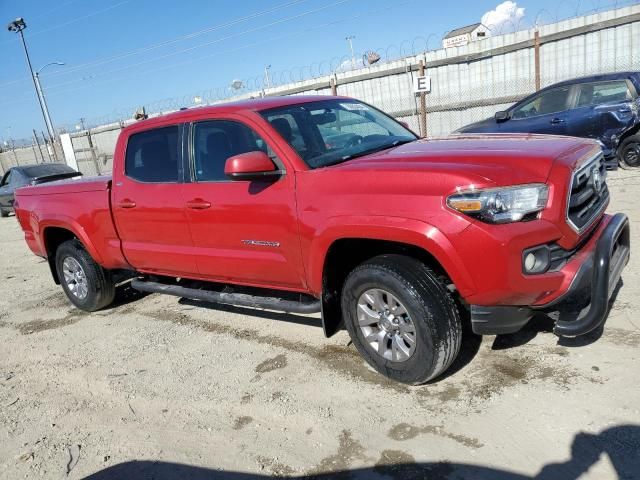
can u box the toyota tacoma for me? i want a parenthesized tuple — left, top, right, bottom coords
(14, 96, 630, 384)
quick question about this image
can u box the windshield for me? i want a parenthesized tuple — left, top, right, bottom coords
(259, 99, 416, 169)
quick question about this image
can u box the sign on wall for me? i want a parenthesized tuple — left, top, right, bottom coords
(413, 76, 431, 93)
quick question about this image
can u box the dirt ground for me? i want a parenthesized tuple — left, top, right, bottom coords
(1, 170, 639, 480)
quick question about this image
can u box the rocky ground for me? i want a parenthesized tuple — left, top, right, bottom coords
(0, 169, 639, 479)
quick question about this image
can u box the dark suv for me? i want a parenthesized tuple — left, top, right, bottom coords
(457, 72, 640, 168)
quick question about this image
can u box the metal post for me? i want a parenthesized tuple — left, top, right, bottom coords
(41, 130, 52, 162)
(81, 118, 100, 175)
(10, 140, 19, 166)
(330, 75, 338, 95)
(534, 30, 541, 91)
(264, 65, 272, 88)
(418, 60, 427, 138)
(33, 129, 44, 163)
(346, 36, 356, 69)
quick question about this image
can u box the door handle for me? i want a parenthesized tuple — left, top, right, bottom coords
(550, 118, 565, 125)
(186, 199, 212, 210)
(118, 199, 137, 209)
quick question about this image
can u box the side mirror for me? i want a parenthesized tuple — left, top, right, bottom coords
(224, 151, 282, 180)
(495, 111, 510, 123)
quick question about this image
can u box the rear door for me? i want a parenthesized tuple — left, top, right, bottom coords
(181, 115, 305, 289)
(504, 85, 572, 136)
(111, 124, 198, 276)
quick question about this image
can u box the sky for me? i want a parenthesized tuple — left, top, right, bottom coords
(0, 0, 632, 140)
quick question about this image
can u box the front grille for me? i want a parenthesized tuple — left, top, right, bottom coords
(567, 152, 609, 233)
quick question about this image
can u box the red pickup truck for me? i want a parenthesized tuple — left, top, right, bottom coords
(15, 96, 630, 384)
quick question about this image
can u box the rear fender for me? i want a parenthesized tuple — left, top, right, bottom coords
(38, 217, 105, 265)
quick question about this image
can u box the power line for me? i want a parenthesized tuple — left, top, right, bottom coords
(0, 0, 309, 89)
(32, 0, 351, 92)
(0, 0, 413, 109)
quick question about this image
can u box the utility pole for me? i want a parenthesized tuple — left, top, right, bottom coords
(345, 35, 356, 69)
(41, 130, 52, 161)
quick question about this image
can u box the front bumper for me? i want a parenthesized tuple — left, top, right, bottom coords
(471, 213, 630, 337)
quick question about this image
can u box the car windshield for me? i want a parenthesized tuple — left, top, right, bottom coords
(259, 99, 417, 169)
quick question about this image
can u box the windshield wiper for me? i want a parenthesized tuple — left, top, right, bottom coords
(324, 138, 415, 166)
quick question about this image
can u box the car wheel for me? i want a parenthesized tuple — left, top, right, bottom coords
(341, 254, 462, 385)
(618, 135, 640, 168)
(55, 239, 115, 312)
(0, 208, 8, 218)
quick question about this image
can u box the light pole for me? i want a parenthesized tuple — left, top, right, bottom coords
(35, 61, 64, 147)
(7, 17, 59, 145)
(345, 35, 356, 69)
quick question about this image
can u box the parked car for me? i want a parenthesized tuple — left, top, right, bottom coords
(14, 96, 629, 385)
(457, 72, 640, 168)
(0, 163, 80, 217)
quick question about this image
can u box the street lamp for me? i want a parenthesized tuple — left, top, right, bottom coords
(264, 65, 272, 88)
(7, 17, 59, 145)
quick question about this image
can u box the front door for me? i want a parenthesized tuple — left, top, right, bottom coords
(111, 124, 198, 276)
(181, 117, 305, 289)
(504, 85, 572, 136)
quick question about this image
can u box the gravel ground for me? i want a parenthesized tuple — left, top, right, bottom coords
(0, 169, 639, 480)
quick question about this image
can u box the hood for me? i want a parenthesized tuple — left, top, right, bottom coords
(330, 134, 596, 186)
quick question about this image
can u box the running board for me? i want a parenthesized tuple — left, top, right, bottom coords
(131, 279, 321, 314)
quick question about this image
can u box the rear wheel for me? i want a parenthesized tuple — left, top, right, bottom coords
(0, 208, 8, 218)
(341, 254, 461, 385)
(618, 134, 640, 168)
(55, 239, 115, 311)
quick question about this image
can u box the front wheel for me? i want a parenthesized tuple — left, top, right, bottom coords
(55, 239, 115, 311)
(341, 255, 461, 385)
(618, 134, 640, 168)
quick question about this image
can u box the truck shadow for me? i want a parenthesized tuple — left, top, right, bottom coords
(82, 425, 640, 480)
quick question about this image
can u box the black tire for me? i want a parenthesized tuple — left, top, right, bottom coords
(55, 239, 115, 312)
(0, 208, 8, 218)
(618, 134, 640, 168)
(341, 254, 461, 385)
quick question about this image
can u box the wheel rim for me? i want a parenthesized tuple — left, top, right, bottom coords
(624, 144, 640, 166)
(356, 288, 417, 362)
(62, 257, 88, 300)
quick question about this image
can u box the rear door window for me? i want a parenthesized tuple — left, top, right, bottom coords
(125, 126, 180, 183)
(576, 80, 633, 107)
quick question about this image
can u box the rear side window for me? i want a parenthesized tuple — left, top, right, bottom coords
(576, 80, 632, 107)
(125, 126, 180, 182)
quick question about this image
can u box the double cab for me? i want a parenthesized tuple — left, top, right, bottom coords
(15, 96, 630, 384)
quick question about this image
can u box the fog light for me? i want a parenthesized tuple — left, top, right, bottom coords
(522, 245, 551, 274)
(524, 253, 537, 271)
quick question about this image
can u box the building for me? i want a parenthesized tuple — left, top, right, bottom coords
(442, 23, 490, 48)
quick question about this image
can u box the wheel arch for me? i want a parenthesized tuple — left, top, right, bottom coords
(317, 232, 475, 338)
(42, 225, 99, 284)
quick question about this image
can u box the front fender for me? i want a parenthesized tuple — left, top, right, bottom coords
(306, 215, 476, 298)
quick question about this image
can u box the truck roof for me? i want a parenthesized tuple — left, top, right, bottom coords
(127, 95, 348, 132)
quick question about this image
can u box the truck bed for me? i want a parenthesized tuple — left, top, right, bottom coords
(14, 175, 129, 270)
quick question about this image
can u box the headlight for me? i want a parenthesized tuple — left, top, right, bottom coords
(447, 184, 549, 224)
